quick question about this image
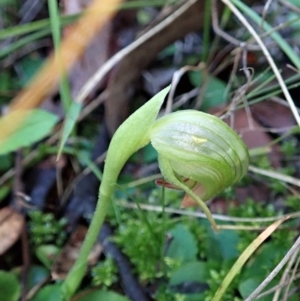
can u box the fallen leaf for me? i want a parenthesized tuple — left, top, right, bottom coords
(251, 100, 296, 132)
(223, 108, 282, 168)
(0, 207, 24, 255)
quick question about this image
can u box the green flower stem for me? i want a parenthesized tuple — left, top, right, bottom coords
(61, 87, 170, 299)
(60, 85, 249, 299)
(61, 193, 111, 300)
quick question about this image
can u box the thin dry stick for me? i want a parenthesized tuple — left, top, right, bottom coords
(282, 251, 300, 301)
(223, 47, 242, 98)
(261, 0, 274, 28)
(172, 88, 199, 110)
(220, 0, 300, 126)
(249, 165, 300, 187)
(272, 248, 299, 301)
(217, 224, 291, 231)
(279, 0, 300, 14)
(165, 63, 205, 113)
(117, 200, 300, 223)
(256, 272, 300, 299)
(271, 96, 300, 114)
(75, 0, 198, 104)
(212, 0, 260, 50)
(246, 235, 300, 301)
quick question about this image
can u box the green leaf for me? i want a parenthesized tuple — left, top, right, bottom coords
(31, 284, 62, 301)
(206, 226, 239, 261)
(57, 101, 81, 158)
(27, 266, 49, 290)
(76, 290, 130, 301)
(166, 223, 198, 262)
(169, 261, 209, 285)
(36, 245, 60, 269)
(189, 70, 229, 111)
(142, 143, 158, 163)
(239, 278, 262, 300)
(0, 270, 21, 301)
(0, 109, 58, 155)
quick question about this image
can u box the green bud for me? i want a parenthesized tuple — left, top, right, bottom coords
(150, 110, 249, 222)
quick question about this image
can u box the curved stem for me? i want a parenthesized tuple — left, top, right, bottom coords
(61, 192, 111, 300)
(158, 156, 218, 231)
(60, 87, 169, 299)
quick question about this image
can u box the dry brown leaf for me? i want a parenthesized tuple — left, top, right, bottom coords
(0, 207, 24, 255)
(224, 108, 282, 168)
(51, 225, 102, 280)
(251, 100, 296, 132)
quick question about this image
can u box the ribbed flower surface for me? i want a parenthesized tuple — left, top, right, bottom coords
(150, 110, 249, 201)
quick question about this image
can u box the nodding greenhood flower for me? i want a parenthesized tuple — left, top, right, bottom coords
(150, 110, 249, 226)
(63, 87, 249, 299)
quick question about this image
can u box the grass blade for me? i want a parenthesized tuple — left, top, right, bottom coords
(57, 101, 82, 159)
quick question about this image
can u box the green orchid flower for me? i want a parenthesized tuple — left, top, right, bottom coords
(151, 110, 249, 229)
(62, 86, 249, 299)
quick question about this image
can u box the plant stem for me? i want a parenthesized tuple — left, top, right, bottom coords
(61, 86, 169, 299)
(61, 192, 111, 300)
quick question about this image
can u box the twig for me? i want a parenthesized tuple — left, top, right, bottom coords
(282, 251, 300, 301)
(261, 0, 274, 28)
(256, 272, 300, 299)
(165, 63, 205, 114)
(248, 165, 300, 187)
(221, 0, 300, 126)
(75, 0, 198, 104)
(212, 0, 260, 50)
(116, 200, 300, 223)
(279, 0, 300, 14)
(272, 241, 298, 301)
(245, 235, 300, 301)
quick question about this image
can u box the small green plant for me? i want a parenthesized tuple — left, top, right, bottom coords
(280, 138, 298, 158)
(28, 211, 67, 247)
(61, 86, 249, 299)
(91, 257, 118, 288)
(205, 269, 241, 301)
(155, 286, 188, 301)
(114, 214, 165, 281)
